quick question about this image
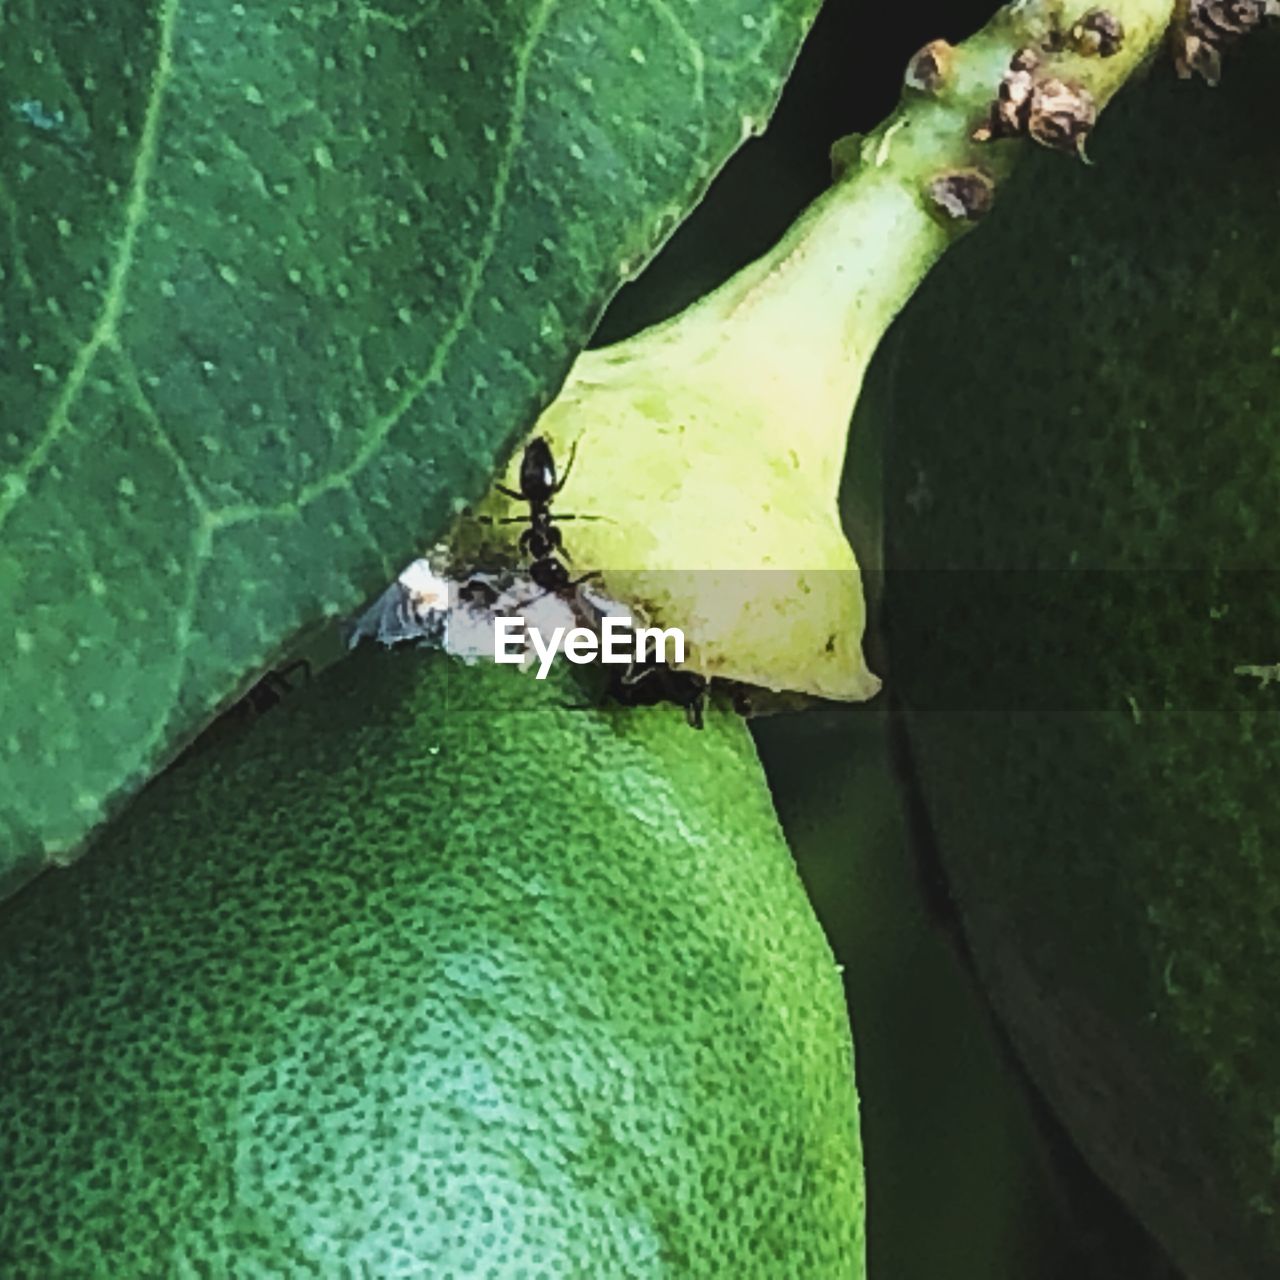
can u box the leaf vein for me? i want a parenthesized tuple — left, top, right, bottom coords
(647, 0, 706, 109)
(0, 0, 182, 531)
(112, 339, 208, 517)
(209, 0, 560, 532)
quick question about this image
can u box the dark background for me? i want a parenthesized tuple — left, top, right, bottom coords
(597, 3, 1183, 1277)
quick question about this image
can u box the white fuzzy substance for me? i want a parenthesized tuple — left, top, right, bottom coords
(348, 559, 636, 672)
(347, 559, 451, 650)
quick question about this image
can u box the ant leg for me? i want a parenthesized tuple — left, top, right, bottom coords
(275, 658, 313, 688)
(551, 439, 579, 495)
(685, 694, 706, 731)
(545, 525, 571, 561)
(466, 505, 606, 528)
(472, 513, 545, 528)
(618, 658, 655, 690)
(244, 659, 313, 715)
(257, 659, 313, 703)
(495, 483, 524, 502)
(525, 569, 600, 608)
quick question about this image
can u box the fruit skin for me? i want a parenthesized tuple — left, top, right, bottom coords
(885, 39, 1280, 1280)
(0, 648, 862, 1276)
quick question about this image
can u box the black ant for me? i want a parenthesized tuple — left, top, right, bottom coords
(607, 656, 708, 729)
(171, 659, 312, 769)
(491, 436, 595, 594)
(240, 659, 312, 714)
(488, 438, 709, 729)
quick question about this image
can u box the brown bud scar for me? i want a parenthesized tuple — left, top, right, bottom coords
(972, 47, 1040, 142)
(905, 39, 954, 93)
(1173, 0, 1280, 81)
(973, 47, 1096, 159)
(1173, 34, 1222, 84)
(1070, 8, 1126, 55)
(1027, 78, 1097, 155)
(925, 169, 996, 223)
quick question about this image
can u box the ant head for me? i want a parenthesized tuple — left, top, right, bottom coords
(520, 437, 557, 501)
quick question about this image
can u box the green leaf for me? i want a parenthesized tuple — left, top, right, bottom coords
(0, 0, 819, 892)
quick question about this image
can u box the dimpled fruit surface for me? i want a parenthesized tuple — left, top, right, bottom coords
(0, 648, 862, 1276)
(885, 38, 1280, 1280)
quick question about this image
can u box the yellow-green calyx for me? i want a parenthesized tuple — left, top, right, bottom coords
(449, 0, 1177, 700)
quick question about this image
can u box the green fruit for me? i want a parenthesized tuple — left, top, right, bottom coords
(0, 650, 862, 1275)
(885, 40, 1280, 1280)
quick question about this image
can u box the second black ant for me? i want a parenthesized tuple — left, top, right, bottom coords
(607, 655, 708, 729)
